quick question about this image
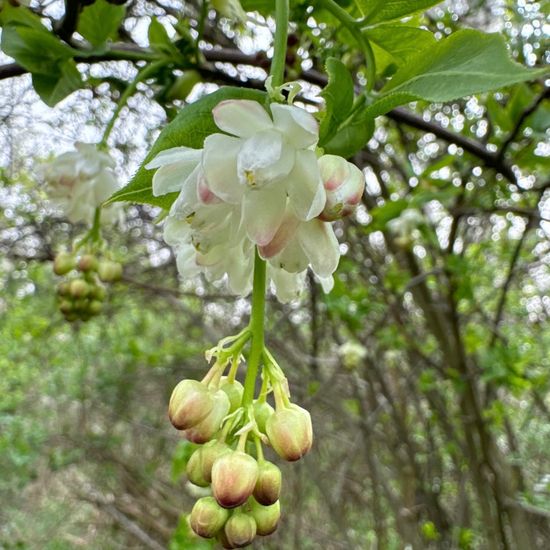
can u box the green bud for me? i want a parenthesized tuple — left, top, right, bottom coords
(253, 400, 274, 433)
(77, 254, 98, 272)
(249, 498, 280, 536)
(217, 529, 236, 549)
(98, 260, 123, 282)
(89, 284, 106, 301)
(88, 300, 103, 315)
(53, 252, 74, 276)
(69, 279, 89, 298)
(201, 441, 232, 483)
(190, 496, 229, 538)
(58, 300, 73, 314)
(168, 379, 213, 430)
(186, 448, 209, 488)
(224, 512, 256, 548)
(56, 282, 70, 296)
(266, 404, 313, 462)
(253, 461, 281, 506)
(185, 390, 230, 444)
(219, 377, 244, 413)
(212, 451, 259, 509)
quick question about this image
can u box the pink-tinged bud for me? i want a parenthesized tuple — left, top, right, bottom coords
(77, 254, 98, 272)
(190, 496, 229, 538)
(53, 252, 75, 275)
(318, 154, 365, 221)
(266, 404, 313, 461)
(249, 498, 280, 536)
(253, 461, 281, 506)
(201, 440, 232, 482)
(224, 512, 257, 548)
(69, 279, 89, 298)
(253, 400, 274, 433)
(219, 377, 244, 413)
(186, 447, 209, 487)
(185, 390, 230, 444)
(168, 380, 213, 430)
(98, 260, 123, 282)
(212, 451, 259, 509)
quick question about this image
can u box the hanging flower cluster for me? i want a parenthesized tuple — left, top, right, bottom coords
(147, 99, 365, 302)
(42, 142, 122, 226)
(168, 332, 312, 547)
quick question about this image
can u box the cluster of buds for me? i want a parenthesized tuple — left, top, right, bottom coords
(168, 333, 313, 547)
(53, 250, 122, 322)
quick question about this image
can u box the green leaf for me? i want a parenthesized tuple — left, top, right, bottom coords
(361, 30, 546, 121)
(148, 18, 180, 58)
(32, 61, 83, 107)
(32, 60, 83, 107)
(381, 30, 547, 101)
(1, 26, 77, 74)
(356, 0, 443, 24)
(323, 117, 374, 158)
(0, 4, 46, 30)
(319, 57, 354, 143)
(77, 0, 126, 47)
(365, 25, 436, 73)
(108, 87, 267, 208)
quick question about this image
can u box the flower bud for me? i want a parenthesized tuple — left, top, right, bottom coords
(224, 512, 256, 548)
(190, 496, 229, 538)
(266, 404, 313, 461)
(58, 300, 73, 314)
(186, 448, 209, 487)
(168, 379, 213, 430)
(69, 279, 89, 298)
(201, 440, 232, 482)
(318, 154, 365, 221)
(212, 451, 259, 509)
(253, 400, 274, 433)
(253, 461, 281, 506)
(249, 498, 280, 536)
(89, 284, 106, 301)
(98, 260, 123, 282)
(88, 300, 103, 315)
(185, 390, 230, 444)
(56, 282, 70, 296)
(77, 254, 98, 272)
(219, 377, 244, 413)
(53, 252, 75, 275)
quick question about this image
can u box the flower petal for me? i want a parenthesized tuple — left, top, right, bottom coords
(237, 130, 294, 188)
(269, 268, 306, 303)
(269, 237, 308, 273)
(213, 99, 273, 138)
(169, 165, 201, 218)
(202, 134, 243, 203)
(242, 186, 286, 246)
(258, 211, 300, 259)
(297, 220, 340, 277)
(271, 103, 319, 149)
(286, 150, 326, 221)
(146, 146, 201, 169)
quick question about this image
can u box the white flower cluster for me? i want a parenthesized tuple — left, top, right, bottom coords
(148, 99, 365, 302)
(42, 142, 121, 226)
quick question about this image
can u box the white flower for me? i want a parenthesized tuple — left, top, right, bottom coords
(338, 341, 367, 370)
(202, 100, 326, 246)
(42, 143, 121, 225)
(259, 206, 340, 289)
(318, 154, 365, 221)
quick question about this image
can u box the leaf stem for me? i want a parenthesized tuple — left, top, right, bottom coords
(315, 0, 376, 91)
(242, 249, 267, 406)
(100, 60, 166, 148)
(269, 0, 289, 88)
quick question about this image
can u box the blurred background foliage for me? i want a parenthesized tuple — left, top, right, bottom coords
(1, 0, 549, 548)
